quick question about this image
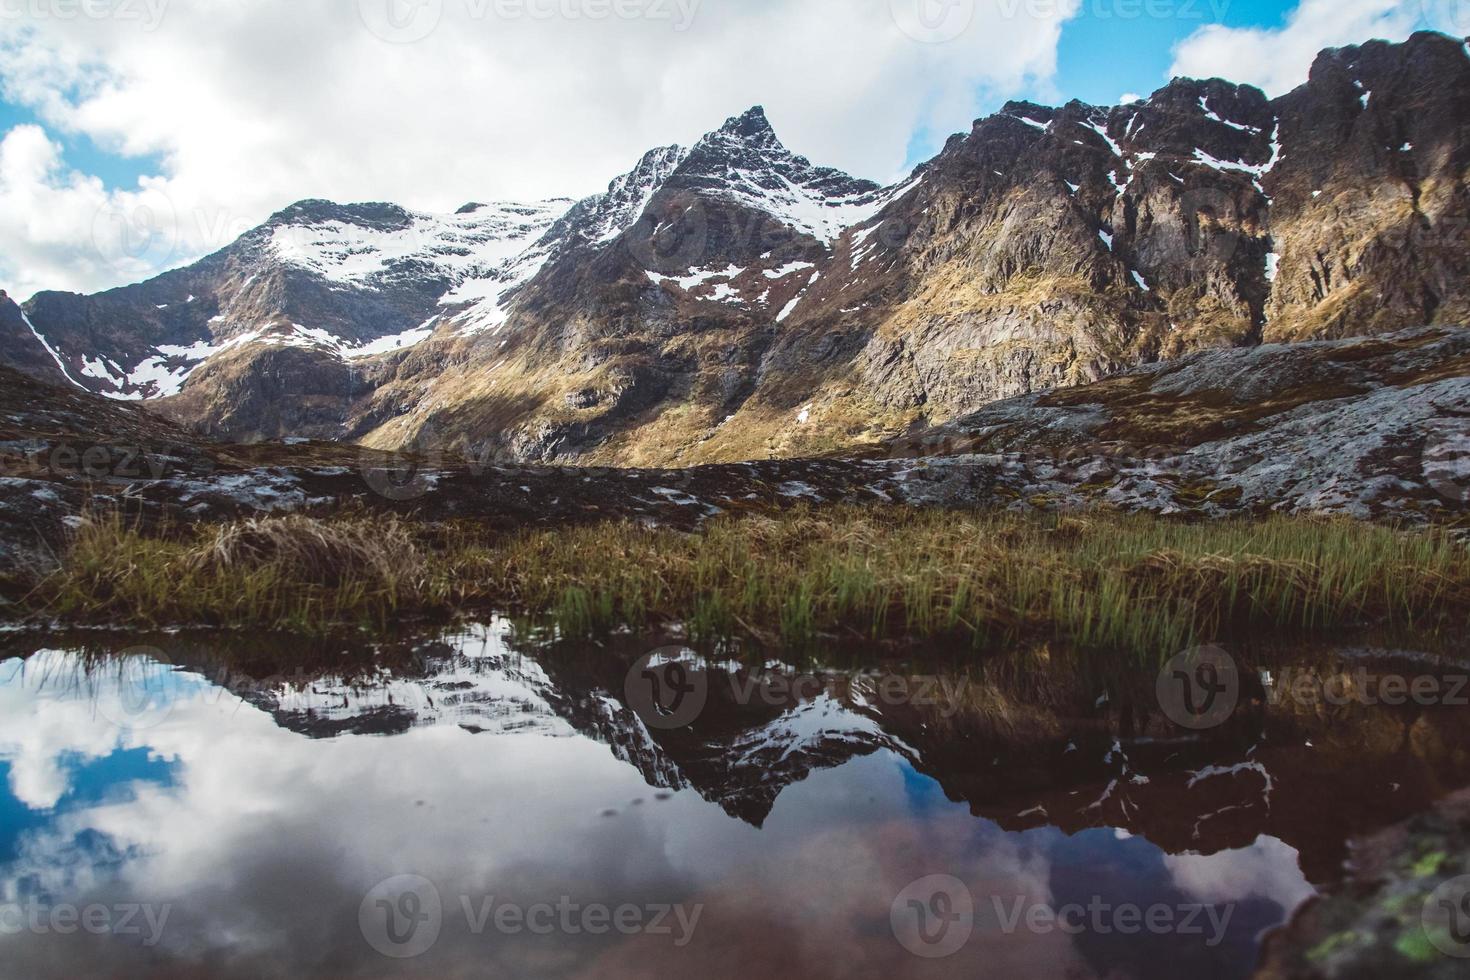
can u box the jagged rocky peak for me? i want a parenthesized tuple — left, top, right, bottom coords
(1273, 30, 1470, 175)
(995, 83, 1275, 159)
(556, 143, 691, 249)
(1138, 76, 1271, 124)
(1307, 30, 1470, 93)
(11, 192, 578, 405)
(1259, 31, 1470, 341)
(664, 104, 887, 243)
(1113, 78, 1277, 172)
(683, 104, 879, 195)
(721, 104, 778, 140)
(438, 146, 700, 335)
(607, 144, 690, 207)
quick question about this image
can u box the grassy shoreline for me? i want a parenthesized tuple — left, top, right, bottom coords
(10, 507, 1469, 658)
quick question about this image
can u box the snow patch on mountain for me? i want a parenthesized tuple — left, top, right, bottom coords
(1198, 96, 1263, 134)
(726, 693, 913, 770)
(343, 319, 440, 358)
(269, 200, 570, 288)
(98, 318, 450, 400)
(587, 145, 690, 245)
(669, 107, 913, 246)
(764, 261, 816, 279)
(706, 172, 894, 244)
(20, 309, 88, 393)
(256, 626, 576, 738)
(647, 263, 745, 292)
(451, 146, 692, 336)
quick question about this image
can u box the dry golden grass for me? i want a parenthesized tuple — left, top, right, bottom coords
(17, 507, 1470, 660)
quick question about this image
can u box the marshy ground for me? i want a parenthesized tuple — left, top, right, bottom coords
(14, 506, 1468, 659)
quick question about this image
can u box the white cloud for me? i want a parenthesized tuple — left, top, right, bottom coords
(0, 0, 1082, 297)
(0, 124, 182, 299)
(1163, 836, 1316, 911)
(1169, 0, 1460, 98)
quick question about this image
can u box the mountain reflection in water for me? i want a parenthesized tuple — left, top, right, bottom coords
(1, 623, 1467, 979)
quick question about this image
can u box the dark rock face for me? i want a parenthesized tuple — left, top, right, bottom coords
(7, 34, 1469, 463)
(0, 291, 67, 385)
(155, 344, 378, 441)
(1264, 34, 1470, 339)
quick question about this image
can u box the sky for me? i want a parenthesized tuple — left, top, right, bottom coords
(0, 0, 1465, 299)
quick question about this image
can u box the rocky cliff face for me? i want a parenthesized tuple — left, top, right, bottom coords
(9, 33, 1469, 462)
(0, 291, 69, 386)
(1264, 36, 1470, 340)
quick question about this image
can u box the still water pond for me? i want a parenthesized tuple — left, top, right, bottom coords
(0, 624, 1467, 978)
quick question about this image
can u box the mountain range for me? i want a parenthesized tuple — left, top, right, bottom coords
(3, 31, 1468, 466)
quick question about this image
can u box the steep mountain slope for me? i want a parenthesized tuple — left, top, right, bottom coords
(18, 198, 572, 405)
(9, 32, 1470, 464)
(0, 291, 70, 386)
(1264, 36, 1470, 339)
(354, 105, 917, 462)
(354, 32, 1470, 466)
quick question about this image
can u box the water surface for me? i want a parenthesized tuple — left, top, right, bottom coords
(0, 625, 1466, 978)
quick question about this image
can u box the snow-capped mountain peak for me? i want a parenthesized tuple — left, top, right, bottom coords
(667, 105, 888, 244)
(712, 104, 783, 146)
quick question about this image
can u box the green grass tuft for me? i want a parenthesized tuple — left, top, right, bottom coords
(19, 507, 1470, 658)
